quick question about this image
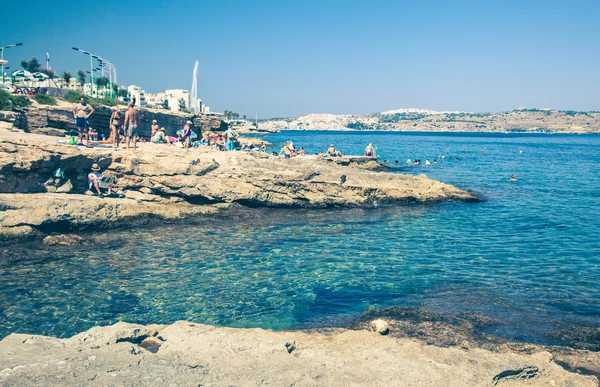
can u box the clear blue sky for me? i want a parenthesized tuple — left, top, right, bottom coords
(2, 0, 599, 117)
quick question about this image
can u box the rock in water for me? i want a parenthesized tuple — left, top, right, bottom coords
(370, 319, 390, 335)
(43, 234, 88, 246)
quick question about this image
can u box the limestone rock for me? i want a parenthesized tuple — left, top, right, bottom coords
(0, 321, 596, 386)
(0, 135, 479, 241)
(42, 234, 89, 246)
(370, 319, 390, 335)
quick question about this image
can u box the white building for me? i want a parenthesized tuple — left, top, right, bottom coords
(165, 89, 190, 112)
(127, 85, 146, 108)
(145, 92, 167, 109)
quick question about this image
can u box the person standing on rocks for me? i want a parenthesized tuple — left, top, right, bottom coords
(123, 102, 140, 150)
(225, 127, 238, 151)
(109, 108, 122, 149)
(73, 97, 95, 145)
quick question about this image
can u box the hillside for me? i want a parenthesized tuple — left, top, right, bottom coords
(258, 109, 600, 133)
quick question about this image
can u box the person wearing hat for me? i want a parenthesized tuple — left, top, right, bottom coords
(153, 127, 166, 143)
(88, 164, 116, 197)
(365, 143, 375, 157)
(224, 126, 238, 151)
(179, 120, 193, 149)
(151, 119, 160, 138)
(327, 144, 337, 156)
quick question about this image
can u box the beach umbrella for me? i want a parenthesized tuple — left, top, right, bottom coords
(32, 72, 49, 80)
(12, 70, 34, 80)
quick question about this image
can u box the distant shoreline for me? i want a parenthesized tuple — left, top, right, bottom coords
(269, 128, 599, 135)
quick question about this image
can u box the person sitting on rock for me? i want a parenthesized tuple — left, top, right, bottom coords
(151, 120, 160, 138)
(213, 135, 226, 151)
(179, 120, 193, 149)
(299, 146, 306, 156)
(88, 164, 116, 198)
(153, 127, 166, 143)
(279, 141, 295, 158)
(365, 143, 375, 157)
(327, 144, 342, 157)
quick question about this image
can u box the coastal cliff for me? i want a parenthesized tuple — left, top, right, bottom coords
(0, 131, 477, 241)
(1, 102, 227, 139)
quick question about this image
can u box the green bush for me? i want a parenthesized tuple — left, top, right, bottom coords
(60, 90, 116, 107)
(33, 94, 57, 105)
(62, 90, 84, 103)
(0, 90, 12, 111)
(94, 97, 117, 107)
(9, 94, 31, 108)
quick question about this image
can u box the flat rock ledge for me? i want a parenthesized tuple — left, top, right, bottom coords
(0, 134, 478, 241)
(0, 321, 596, 386)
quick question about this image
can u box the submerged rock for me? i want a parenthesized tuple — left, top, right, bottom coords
(42, 234, 89, 246)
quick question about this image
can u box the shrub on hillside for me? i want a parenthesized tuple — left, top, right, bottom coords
(62, 90, 84, 103)
(94, 97, 117, 107)
(33, 94, 57, 106)
(60, 90, 116, 107)
(0, 90, 13, 111)
(9, 94, 31, 108)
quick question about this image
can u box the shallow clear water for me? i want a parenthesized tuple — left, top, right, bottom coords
(1, 131, 599, 345)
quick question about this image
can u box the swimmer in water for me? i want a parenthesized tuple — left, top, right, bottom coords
(511, 175, 517, 181)
(425, 160, 431, 165)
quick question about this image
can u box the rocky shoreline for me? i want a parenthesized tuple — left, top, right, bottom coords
(0, 312, 597, 386)
(0, 130, 478, 242)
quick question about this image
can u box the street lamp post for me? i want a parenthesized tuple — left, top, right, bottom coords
(72, 48, 118, 99)
(72, 47, 97, 97)
(97, 58, 117, 99)
(1, 43, 23, 84)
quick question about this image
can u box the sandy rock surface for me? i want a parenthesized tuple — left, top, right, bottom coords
(0, 321, 596, 386)
(0, 132, 478, 240)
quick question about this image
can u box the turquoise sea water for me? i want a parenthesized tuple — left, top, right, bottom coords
(1, 131, 599, 346)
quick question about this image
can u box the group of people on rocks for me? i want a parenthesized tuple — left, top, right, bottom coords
(72, 97, 250, 152)
(74, 97, 141, 150)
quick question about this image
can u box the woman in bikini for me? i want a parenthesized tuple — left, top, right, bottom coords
(110, 108, 122, 149)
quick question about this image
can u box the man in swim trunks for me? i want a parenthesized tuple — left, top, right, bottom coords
(123, 102, 141, 150)
(73, 97, 95, 145)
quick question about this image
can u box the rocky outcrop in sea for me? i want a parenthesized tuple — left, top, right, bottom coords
(0, 135, 477, 241)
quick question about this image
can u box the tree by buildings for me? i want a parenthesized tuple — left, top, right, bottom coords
(77, 70, 87, 89)
(62, 71, 72, 87)
(20, 57, 42, 73)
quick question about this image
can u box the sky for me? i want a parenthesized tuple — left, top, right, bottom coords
(1, 0, 599, 117)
